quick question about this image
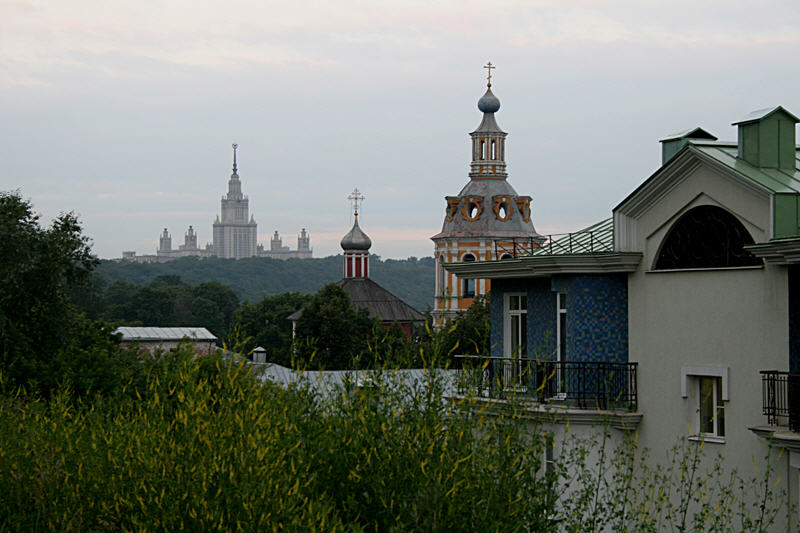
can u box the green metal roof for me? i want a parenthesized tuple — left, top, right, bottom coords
(732, 106, 800, 126)
(531, 218, 613, 256)
(689, 141, 800, 194)
(659, 127, 717, 143)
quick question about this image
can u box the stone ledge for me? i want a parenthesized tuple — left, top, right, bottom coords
(448, 394, 643, 431)
(749, 425, 800, 452)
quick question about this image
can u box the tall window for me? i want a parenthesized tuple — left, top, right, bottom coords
(438, 255, 446, 297)
(699, 376, 725, 437)
(462, 254, 476, 297)
(552, 292, 567, 397)
(508, 294, 527, 356)
(506, 294, 527, 386)
(556, 293, 567, 362)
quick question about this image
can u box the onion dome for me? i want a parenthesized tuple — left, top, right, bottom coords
(341, 215, 372, 251)
(477, 87, 500, 113)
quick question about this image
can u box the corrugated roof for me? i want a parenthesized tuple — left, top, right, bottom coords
(690, 142, 800, 194)
(531, 218, 613, 256)
(115, 326, 218, 342)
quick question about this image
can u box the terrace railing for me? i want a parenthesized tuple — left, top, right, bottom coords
(494, 230, 610, 259)
(453, 355, 638, 412)
(760, 370, 800, 432)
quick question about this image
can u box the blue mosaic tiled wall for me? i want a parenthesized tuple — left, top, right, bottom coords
(551, 274, 628, 363)
(490, 279, 554, 357)
(490, 274, 628, 363)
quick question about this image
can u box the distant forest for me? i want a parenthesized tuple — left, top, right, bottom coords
(95, 255, 434, 312)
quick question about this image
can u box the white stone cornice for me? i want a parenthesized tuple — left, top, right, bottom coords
(443, 253, 643, 279)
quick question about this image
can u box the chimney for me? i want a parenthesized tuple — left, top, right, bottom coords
(659, 127, 717, 165)
(733, 106, 798, 170)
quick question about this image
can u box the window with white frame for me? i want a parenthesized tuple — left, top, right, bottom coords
(681, 366, 728, 441)
(556, 292, 567, 362)
(552, 292, 567, 397)
(699, 376, 725, 437)
(505, 293, 527, 386)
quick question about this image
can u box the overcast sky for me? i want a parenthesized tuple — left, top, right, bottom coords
(2, 0, 799, 259)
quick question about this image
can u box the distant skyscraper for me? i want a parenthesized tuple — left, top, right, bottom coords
(158, 228, 171, 254)
(121, 144, 312, 262)
(213, 144, 258, 259)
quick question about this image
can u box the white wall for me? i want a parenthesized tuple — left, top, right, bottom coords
(626, 163, 792, 528)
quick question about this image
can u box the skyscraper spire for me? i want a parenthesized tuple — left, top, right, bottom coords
(232, 143, 238, 174)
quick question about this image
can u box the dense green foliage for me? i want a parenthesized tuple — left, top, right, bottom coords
(0, 349, 555, 532)
(95, 255, 434, 312)
(0, 191, 118, 396)
(80, 275, 239, 340)
(233, 285, 488, 370)
(0, 349, 788, 532)
(295, 283, 375, 369)
(436, 294, 490, 356)
(234, 291, 312, 366)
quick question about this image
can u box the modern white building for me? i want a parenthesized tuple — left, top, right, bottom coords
(446, 105, 800, 530)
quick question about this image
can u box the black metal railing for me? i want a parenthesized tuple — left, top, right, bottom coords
(494, 230, 610, 259)
(453, 355, 638, 412)
(761, 370, 800, 432)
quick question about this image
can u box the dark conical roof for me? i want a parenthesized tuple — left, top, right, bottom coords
(340, 215, 372, 251)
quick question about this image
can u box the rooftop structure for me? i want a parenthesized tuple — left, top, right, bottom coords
(115, 326, 218, 355)
(431, 64, 544, 326)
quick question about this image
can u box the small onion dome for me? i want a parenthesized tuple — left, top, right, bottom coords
(477, 87, 500, 113)
(340, 216, 372, 251)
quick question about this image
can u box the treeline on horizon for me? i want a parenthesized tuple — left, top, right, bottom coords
(95, 254, 434, 312)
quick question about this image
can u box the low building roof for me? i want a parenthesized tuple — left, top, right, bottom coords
(253, 363, 459, 399)
(114, 326, 218, 342)
(338, 278, 425, 323)
(287, 278, 425, 324)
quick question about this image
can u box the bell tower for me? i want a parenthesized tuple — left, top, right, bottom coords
(341, 188, 372, 278)
(469, 62, 508, 180)
(431, 64, 544, 326)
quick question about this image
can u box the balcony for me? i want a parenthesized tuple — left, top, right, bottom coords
(760, 371, 800, 432)
(453, 355, 638, 413)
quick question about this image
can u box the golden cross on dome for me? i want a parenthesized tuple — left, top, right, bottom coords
(484, 61, 495, 87)
(348, 188, 365, 215)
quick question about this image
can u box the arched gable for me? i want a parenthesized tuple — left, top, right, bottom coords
(654, 205, 762, 270)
